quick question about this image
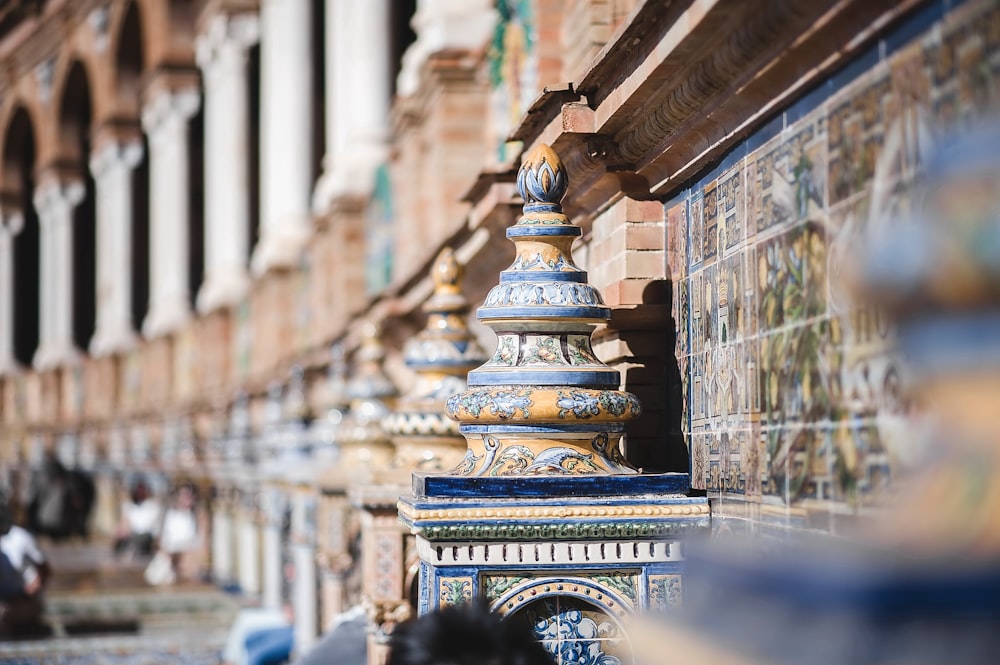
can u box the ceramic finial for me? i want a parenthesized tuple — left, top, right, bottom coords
(445, 143, 640, 477)
(517, 143, 568, 211)
(385, 249, 487, 472)
(431, 247, 462, 296)
(346, 320, 396, 402)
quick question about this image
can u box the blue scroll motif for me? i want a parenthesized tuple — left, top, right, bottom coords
(483, 282, 606, 307)
(488, 445, 599, 476)
(556, 391, 601, 418)
(531, 607, 622, 665)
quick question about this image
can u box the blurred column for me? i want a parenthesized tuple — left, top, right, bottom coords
(89, 139, 143, 357)
(313, 0, 390, 208)
(291, 493, 318, 654)
(237, 491, 261, 595)
(212, 491, 234, 584)
(141, 87, 200, 338)
(0, 213, 21, 374)
(251, 0, 313, 274)
(396, 0, 497, 96)
(262, 490, 284, 609)
(195, 14, 258, 314)
(33, 179, 84, 369)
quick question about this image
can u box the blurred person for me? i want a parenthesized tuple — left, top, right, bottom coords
(386, 602, 553, 665)
(114, 479, 161, 559)
(27, 454, 67, 541)
(291, 604, 367, 665)
(63, 467, 95, 540)
(146, 484, 200, 585)
(26, 453, 94, 543)
(222, 603, 293, 665)
(0, 496, 51, 637)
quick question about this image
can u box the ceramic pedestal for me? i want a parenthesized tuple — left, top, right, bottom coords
(401, 144, 709, 664)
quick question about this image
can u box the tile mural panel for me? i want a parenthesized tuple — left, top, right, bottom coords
(668, 0, 1000, 516)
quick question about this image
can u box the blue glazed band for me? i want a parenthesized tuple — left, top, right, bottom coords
(507, 226, 582, 238)
(499, 270, 588, 283)
(459, 423, 626, 434)
(478, 305, 611, 320)
(411, 472, 694, 498)
(467, 369, 621, 387)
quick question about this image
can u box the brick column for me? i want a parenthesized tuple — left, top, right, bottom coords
(589, 197, 685, 473)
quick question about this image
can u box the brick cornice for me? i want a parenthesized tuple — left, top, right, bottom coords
(510, 0, 928, 219)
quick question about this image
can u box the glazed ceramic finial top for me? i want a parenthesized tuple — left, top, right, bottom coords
(346, 321, 397, 402)
(517, 143, 569, 211)
(444, 143, 640, 476)
(470, 142, 618, 389)
(430, 247, 462, 298)
(384, 248, 488, 470)
(334, 321, 398, 472)
(404, 248, 488, 373)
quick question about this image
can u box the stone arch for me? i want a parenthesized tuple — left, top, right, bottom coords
(56, 60, 95, 168)
(0, 95, 46, 187)
(112, 1, 146, 114)
(55, 60, 98, 351)
(47, 43, 119, 159)
(3, 107, 41, 366)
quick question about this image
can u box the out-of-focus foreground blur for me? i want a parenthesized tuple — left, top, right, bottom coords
(0, 0, 997, 663)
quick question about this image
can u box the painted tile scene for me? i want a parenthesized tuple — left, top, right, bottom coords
(673, 0, 1000, 521)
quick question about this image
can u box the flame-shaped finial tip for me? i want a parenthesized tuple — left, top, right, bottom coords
(432, 247, 462, 295)
(517, 143, 568, 209)
(361, 320, 381, 342)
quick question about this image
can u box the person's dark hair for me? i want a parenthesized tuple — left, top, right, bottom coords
(130, 480, 150, 504)
(386, 602, 553, 665)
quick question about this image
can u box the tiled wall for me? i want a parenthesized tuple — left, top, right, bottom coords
(667, 0, 1000, 527)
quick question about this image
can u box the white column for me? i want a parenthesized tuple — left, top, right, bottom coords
(262, 491, 284, 609)
(396, 0, 497, 96)
(312, 0, 391, 210)
(0, 213, 23, 374)
(195, 14, 259, 314)
(141, 88, 201, 338)
(237, 510, 261, 595)
(292, 540, 318, 653)
(89, 141, 143, 357)
(33, 180, 84, 369)
(251, 0, 313, 274)
(212, 502, 233, 583)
